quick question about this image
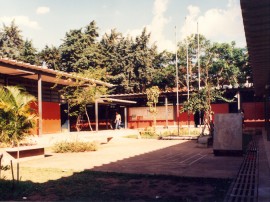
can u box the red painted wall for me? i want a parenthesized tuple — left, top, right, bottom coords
(211, 103, 229, 121)
(242, 102, 265, 127)
(31, 101, 61, 134)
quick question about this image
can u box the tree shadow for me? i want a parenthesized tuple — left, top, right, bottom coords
(0, 140, 244, 201)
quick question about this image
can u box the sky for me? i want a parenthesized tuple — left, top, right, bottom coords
(0, 0, 246, 52)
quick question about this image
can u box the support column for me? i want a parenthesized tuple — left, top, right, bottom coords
(165, 97, 168, 128)
(265, 90, 270, 141)
(237, 91, 241, 112)
(124, 107, 127, 129)
(38, 74, 42, 136)
(95, 100, 98, 132)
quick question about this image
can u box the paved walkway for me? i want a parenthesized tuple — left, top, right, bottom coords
(1, 128, 270, 200)
(13, 129, 243, 179)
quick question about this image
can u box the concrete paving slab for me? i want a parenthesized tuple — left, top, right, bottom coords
(13, 130, 244, 179)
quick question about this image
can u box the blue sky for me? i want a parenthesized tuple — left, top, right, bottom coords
(0, 0, 245, 52)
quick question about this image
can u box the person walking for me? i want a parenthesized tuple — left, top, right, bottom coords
(115, 112, 121, 129)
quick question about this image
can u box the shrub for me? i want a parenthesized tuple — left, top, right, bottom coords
(52, 141, 98, 153)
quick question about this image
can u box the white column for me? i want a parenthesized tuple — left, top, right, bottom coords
(124, 107, 127, 129)
(165, 97, 168, 128)
(95, 100, 98, 131)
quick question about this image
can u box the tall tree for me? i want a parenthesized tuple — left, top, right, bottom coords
(60, 21, 101, 72)
(19, 39, 38, 65)
(38, 45, 61, 69)
(131, 28, 157, 92)
(0, 20, 24, 59)
(152, 50, 176, 91)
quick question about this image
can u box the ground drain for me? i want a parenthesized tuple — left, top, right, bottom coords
(225, 137, 258, 202)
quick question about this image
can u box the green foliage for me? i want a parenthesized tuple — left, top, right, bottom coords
(0, 20, 24, 59)
(52, 141, 98, 153)
(59, 21, 102, 72)
(0, 86, 37, 146)
(181, 87, 233, 114)
(60, 68, 108, 131)
(19, 39, 38, 64)
(0, 21, 251, 94)
(38, 45, 61, 69)
(140, 127, 158, 139)
(160, 128, 201, 137)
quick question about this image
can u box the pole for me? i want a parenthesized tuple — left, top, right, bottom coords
(175, 26, 179, 136)
(197, 22, 200, 90)
(197, 22, 201, 126)
(187, 40, 190, 135)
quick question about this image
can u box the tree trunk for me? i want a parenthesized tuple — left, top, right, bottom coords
(85, 106, 93, 131)
(76, 115, 82, 132)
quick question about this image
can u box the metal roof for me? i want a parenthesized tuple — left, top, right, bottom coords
(240, 0, 270, 96)
(0, 57, 113, 87)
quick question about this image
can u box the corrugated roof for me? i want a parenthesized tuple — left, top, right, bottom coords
(0, 57, 113, 87)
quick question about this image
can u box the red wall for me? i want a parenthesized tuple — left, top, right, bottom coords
(128, 103, 229, 129)
(242, 102, 265, 127)
(179, 105, 194, 126)
(31, 101, 61, 134)
(211, 103, 229, 121)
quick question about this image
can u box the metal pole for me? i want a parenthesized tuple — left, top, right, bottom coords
(197, 22, 201, 126)
(197, 22, 200, 90)
(175, 26, 179, 135)
(187, 40, 190, 135)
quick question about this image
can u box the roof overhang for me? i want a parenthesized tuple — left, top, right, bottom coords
(0, 58, 113, 87)
(240, 0, 270, 96)
(97, 97, 137, 105)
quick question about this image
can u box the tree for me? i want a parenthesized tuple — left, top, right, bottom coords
(38, 45, 61, 69)
(59, 21, 102, 72)
(0, 20, 24, 59)
(19, 39, 38, 65)
(146, 86, 160, 131)
(152, 50, 176, 91)
(181, 38, 238, 135)
(60, 68, 108, 131)
(0, 86, 37, 146)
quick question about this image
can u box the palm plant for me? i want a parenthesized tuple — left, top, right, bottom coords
(0, 86, 37, 146)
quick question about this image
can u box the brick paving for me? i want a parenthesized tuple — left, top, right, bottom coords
(15, 130, 243, 179)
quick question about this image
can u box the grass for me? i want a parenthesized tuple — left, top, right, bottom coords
(0, 168, 232, 201)
(124, 127, 201, 139)
(52, 141, 99, 153)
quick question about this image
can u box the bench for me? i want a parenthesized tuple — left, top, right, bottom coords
(6, 146, 45, 160)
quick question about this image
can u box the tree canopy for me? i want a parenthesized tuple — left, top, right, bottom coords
(0, 20, 251, 94)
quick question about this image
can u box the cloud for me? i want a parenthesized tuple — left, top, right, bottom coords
(0, 16, 41, 30)
(125, 0, 174, 52)
(180, 0, 246, 47)
(147, 0, 174, 52)
(36, 6, 50, 15)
